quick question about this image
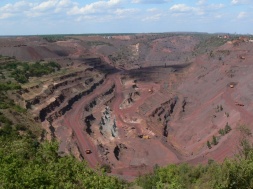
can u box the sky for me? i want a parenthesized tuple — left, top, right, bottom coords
(0, 0, 252, 35)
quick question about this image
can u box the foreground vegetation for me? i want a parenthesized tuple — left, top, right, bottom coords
(0, 130, 127, 188)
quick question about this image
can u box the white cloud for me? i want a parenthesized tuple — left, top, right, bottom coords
(0, 1, 32, 13)
(132, 0, 171, 4)
(26, 0, 76, 17)
(68, 0, 123, 15)
(214, 14, 223, 19)
(170, 4, 204, 15)
(231, 0, 251, 5)
(208, 4, 225, 10)
(114, 8, 139, 16)
(147, 8, 159, 12)
(76, 15, 95, 22)
(33, 0, 58, 11)
(237, 11, 247, 19)
(142, 13, 162, 21)
(170, 4, 196, 12)
(197, 0, 207, 5)
(58, 0, 72, 7)
(0, 13, 13, 19)
(76, 14, 115, 22)
(0, 0, 76, 19)
(0, 0, 251, 35)
(55, 0, 76, 13)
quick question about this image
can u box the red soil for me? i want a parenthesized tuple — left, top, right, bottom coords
(2, 35, 253, 180)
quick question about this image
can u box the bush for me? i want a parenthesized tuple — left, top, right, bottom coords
(207, 140, 212, 149)
(225, 123, 232, 134)
(212, 135, 218, 145)
(100, 164, 112, 173)
(0, 83, 21, 90)
(9, 61, 61, 83)
(219, 129, 225, 136)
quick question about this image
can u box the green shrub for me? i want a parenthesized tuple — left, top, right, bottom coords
(225, 123, 232, 134)
(207, 140, 212, 149)
(8, 61, 61, 83)
(212, 135, 218, 145)
(219, 129, 225, 136)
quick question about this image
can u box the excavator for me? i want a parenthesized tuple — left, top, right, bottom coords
(235, 102, 244, 106)
(138, 134, 151, 139)
(143, 135, 151, 139)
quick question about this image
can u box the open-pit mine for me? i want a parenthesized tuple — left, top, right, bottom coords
(1, 33, 253, 179)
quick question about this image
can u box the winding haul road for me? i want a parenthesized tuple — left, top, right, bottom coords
(62, 75, 114, 167)
(61, 72, 141, 167)
(60, 71, 158, 169)
(60, 62, 253, 174)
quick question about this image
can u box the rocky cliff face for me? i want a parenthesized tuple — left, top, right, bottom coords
(100, 106, 118, 138)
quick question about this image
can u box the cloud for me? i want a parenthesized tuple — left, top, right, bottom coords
(0, 13, 13, 19)
(208, 4, 225, 10)
(32, 0, 58, 11)
(132, 0, 171, 4)
(0, 0, 76, 19)
(58, 0, 73, 7)
(214, 14, 224, 19)
(170, 4, 204, 15)
(142, 13, 162, 21)
(26, 0, 76, 17)
(237, 11, 247, 19)
(147, 8, 159, 12)
(114, 8, 139, 16)
(68, 0, 123, 15)
(0, 1, 32, 13)
(197, 0, 207, 5)
(0, 0, 251, 35)
(170, 4, 196, 12)
(231, 0, 251, 5)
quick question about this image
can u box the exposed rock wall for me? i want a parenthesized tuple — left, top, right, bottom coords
(100, 107, 118, 138)
(46, 77, 105, 123)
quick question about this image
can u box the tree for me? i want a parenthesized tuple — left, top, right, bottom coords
(212, 135, 218, 145)
(219, 129, 225, 136)
(225, 122, 232, 134)
(207, 141, 212, 149)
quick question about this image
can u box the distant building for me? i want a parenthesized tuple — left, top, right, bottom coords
(224, 35, 230, 39)
(218, 35, 230, 39)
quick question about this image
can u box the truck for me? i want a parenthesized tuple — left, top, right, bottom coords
(85, 149, 92, 154)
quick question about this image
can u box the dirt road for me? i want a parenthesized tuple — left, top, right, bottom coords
(62, 76, 114, 167)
